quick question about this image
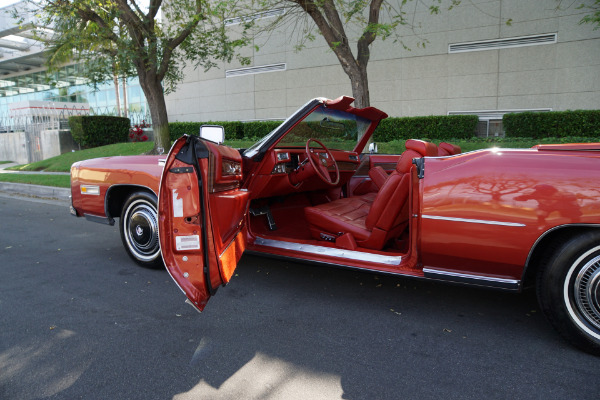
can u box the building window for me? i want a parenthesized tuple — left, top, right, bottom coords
(449, 33, 557, 53)
(225, 8, 285, 26)
(226, 63, 286, 78)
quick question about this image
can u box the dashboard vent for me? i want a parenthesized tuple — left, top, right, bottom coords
(449, 33, 557, 53)
(226, 63, 286, 78)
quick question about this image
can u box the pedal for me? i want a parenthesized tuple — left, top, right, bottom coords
(249, 206, 278, 231)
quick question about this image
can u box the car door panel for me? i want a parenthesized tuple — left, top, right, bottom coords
(158, 136, 248, 311)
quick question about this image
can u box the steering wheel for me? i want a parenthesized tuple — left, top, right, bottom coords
(305, 138, 340, 186)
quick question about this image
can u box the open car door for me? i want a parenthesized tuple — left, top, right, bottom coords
(158, 134, 249, 312)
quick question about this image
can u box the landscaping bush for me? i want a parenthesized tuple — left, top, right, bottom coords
(503, 110, 600, 138)
(242, 121, 282, 139)
(69, 116, 130, 149)
(169, 120, 282, 141)
(373, 115, 478, 142)
(169, 121, 244, 141)
(169, 115, 479, 144)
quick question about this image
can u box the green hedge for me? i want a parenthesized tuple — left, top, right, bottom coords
(69, 115, 130, 149)
(170, 117, 478, 143)
(169, 121, 284, 142)
(373, 115, 479, 142)
(503, 110, 600, 138)
(242, 121, 282, 140)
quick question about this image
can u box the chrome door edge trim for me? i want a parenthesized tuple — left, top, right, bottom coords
(423, 267, 520, 290)
(422, 215, 526, 227)
(254, 237, 403, 265)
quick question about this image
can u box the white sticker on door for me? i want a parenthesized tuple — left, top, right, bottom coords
(172, 189, 183, 218)
(176, 235, 200, 251)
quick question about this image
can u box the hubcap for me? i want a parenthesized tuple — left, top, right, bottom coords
(126, 202, 159, 261)
(574, 255, 600, 331)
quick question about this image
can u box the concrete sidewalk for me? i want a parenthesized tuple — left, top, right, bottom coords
(0, 162, 71, 202)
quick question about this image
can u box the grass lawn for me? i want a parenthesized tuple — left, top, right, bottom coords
(7, 142, 155, 172)
(0, 174, 70, 188)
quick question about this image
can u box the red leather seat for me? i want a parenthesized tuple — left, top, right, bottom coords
(438, 142, 461, 156)
(305, 140, 437, 250)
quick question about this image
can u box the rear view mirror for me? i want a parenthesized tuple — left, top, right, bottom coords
(199, 125, 225, 144)
(368, 142, 378, 154)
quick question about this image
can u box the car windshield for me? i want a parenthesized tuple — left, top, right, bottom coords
(275, 105, 371, 150)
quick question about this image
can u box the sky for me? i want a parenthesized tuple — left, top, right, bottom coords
(0, 0, 20, 8)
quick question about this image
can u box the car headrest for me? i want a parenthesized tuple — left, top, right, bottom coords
(406, 139, 438, 157)
(438, 142, 461, 156)
(395, 140, 437, 173)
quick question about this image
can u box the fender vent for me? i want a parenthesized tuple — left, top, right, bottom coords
(449, 33, 557, 53)
(226, 63, 286, 78)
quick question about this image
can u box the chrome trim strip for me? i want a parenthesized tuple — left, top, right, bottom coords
(422, 215, 526, 227)
(423, 267, 520, 290)
(254, 237, 403, 265)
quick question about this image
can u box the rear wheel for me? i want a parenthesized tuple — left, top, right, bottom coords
(119, 191, 163, 269)
(537, 231, 600, 355)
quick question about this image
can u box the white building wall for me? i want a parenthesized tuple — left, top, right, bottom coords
(165, 0, 600, 122)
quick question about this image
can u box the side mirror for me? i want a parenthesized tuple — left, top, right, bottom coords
(199, 125, 225, 144)
(368, 142, 378, 154)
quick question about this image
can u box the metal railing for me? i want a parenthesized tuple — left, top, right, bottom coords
(89, 106, 152, 126)
(0, 104, 152, 133)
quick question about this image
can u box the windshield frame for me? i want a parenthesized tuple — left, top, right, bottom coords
(243, 98, 323, 161)
(242, 97, 387, 161)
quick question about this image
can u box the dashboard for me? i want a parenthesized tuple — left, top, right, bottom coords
(246, 147, 361, 199)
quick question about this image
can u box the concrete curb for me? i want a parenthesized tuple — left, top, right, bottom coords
(0, 182, 71, 202)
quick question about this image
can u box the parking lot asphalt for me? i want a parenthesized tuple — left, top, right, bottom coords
(0, 193, 599, 400)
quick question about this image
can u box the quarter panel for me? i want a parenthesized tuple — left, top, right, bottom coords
(420, 149, 600, 280)
(71, 155, 162, 217)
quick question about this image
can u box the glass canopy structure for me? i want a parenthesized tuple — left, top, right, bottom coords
(0, 1, 149, 126)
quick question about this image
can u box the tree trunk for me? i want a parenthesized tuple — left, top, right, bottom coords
(121, 77, 128, 118)
(138, 73, 170, 155)
(113, 70, 121, 117)
(350, 65, 370, 109)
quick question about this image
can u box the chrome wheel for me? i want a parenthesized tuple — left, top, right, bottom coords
(537, 232, 600, 355)
(565, 251, 600, 340)
(120, 192, 163, 268)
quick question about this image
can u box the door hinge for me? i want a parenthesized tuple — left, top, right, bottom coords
(412, 158, 425, 179)
(169, 166, 194, 174)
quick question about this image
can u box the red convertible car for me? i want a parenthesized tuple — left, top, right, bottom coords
(70, 96, 600, 355)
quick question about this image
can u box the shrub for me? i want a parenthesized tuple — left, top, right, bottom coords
(169, 120, 282, 141)
(168, 115, 479, 144)
(69, 115, 130, 148)
(242, 121, 282, 139)
(503, 110, 600, 138)
(169, 121, 244, 141)
(373, 115, 478, 142)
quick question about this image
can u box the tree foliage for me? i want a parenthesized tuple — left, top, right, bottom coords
(21, 0, 251, 152)
(577, 0, 600, 29)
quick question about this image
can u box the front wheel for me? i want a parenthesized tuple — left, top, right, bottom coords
(537, 231, 600, 355)
(119, 191, 163, 269)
